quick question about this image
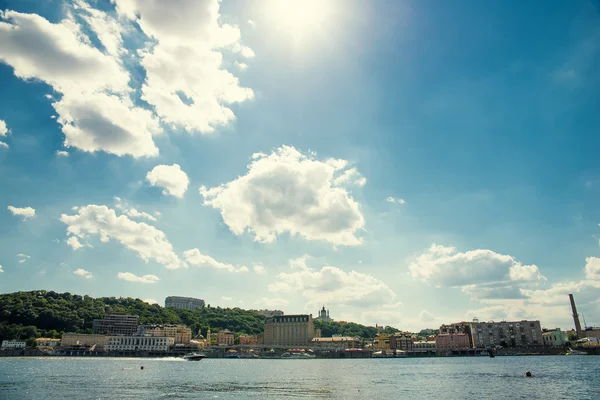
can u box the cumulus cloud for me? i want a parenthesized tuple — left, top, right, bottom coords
(61, 204, 186, 269)
(66, 236, 91, 250)
(386, 196, 405, 205)
(332, 167, 366, 186)
(73, 268, 93, 279)
(55, 150, 69, 157)
(0, 9, 161, 158)
(117, 272, 160, 283)
(0, 119, 9, 136)
(200, 146, 366, 246)
(419, 310, 435, 322)
(7, 206, 35, 219)
(114, 0, 254, 133)
(16, 254, 30, 264)
(146, 164, 189, 198)
(0, 264, 4, 273)
(410, 244, 545, 300)
(0, 142, 7, 149)
(253, 264, 266, 274)
(270, 256, 396, 308)
(143, 298, 158, 304)
(585, 256, 600, 280)
(183, 248, 248, 273)
(360, 310, 403, 328)
(114, 197, 157, 221)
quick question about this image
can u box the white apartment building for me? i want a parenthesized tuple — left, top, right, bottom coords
(1, 340, 26, 349)
(412, 340, 437, 353)
(105, 336, 174, 352)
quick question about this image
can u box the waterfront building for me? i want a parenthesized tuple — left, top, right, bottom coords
(314, 305, 333, 323)
(470, 320, 542, 348)
(216, 329, 235, 346)
(239, 335, 258, 345)
(389, 334, 414, 351)
(412, 340, 437, 354)
(311, 336, 360, 349)
(137, 325, 192, 344)
(435, 333, 470, 351)
(542, 329, 568, 347)
(439, 321, 474, 346)
(165, 296, 205, 310)
(60, 334, 107, 351)
(92, 314, 139, 336)
(582, 328, 600, 339)
(1, 340, 26, 349)
(373, 333, 391, 350)
(264, 314, 314, 346)
(105, 336, 174, 352)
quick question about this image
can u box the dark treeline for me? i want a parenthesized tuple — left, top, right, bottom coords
(0, 290, 397, 343)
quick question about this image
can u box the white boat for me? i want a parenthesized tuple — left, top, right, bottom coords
(183, 352, 207, 361)
(566, 348, 588, 355)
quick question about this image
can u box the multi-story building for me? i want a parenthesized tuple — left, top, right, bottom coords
(165, 296, 205, 310)
(439, 322, 474, 346)
(542, 329, 569, 347)
(582, 328, 600, 339)
(216, 330, 235, 346)
(264, 314, 314, 346)
(373, 333, 391, 350)
(1, 340, 26, 349)
(60, 333, 107, 351)
(239, 335, 258, 345)
(105, 336, 174, 352)
(435, 333, 470, 351)
(470, 320, 542, 348)
(92, 314, 139, 336)
(390, 334, 415, 351)
(137, 325, 192, 345)
(412, 340, 437, 354)
(311, 336, 360, 349)
(314, 305, 333, 323)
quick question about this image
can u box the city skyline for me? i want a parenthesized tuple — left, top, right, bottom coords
(1, 0, 599, 332)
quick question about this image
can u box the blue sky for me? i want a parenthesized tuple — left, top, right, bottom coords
(0, 0, 599, 331)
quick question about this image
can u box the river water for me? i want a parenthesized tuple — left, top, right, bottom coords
(0, 356, 598, 399)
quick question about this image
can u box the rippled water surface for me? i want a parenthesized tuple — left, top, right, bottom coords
(1, 356, 598, 399)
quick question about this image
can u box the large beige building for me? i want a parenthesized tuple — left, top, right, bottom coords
(138, 325, 192, 344)
(216, 330, 235, 346)
(165, 296, 205, 310)
(435, 333, 470, 350)
(60, 333, 107, 351)
(264, 314, 314, 346)
(470, 320, 542, 348)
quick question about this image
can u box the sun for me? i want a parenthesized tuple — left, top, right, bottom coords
(262, 0, 336, 44)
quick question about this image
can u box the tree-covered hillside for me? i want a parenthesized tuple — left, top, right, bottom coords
(0, 290, 265, 341)
(314, 320, 399, 339)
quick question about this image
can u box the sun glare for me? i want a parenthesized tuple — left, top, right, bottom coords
(263, 0, 336, 43)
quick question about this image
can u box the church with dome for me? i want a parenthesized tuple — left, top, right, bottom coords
(314, 305, 333, 323)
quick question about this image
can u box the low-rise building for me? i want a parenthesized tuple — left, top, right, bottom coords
(542, 329, 568, 347)
(389, 334, 414, 351)
(239, 335, 258, 345)
(216, 330, 235, 346)
(36, 338, 61, 349)
(311, 336, 360, 349)
(256, 309, 284, 318)
(138, 325, 192, 344)
(412, 340, 436, 354)
(435, 333, 470, 351)
(582, 328, 600, 339)
(1, 340, 26, 349)
(105, 336, 174, 352)
(165, 296, 205, 310)
(60, 333, 107, 351)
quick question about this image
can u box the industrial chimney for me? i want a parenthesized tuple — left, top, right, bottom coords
(569, 294, 583, 338)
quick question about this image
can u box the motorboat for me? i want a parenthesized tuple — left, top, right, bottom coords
(183, 352, 207, 361)
(566, 348, 588, 355)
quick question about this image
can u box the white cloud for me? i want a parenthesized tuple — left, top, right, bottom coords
(221, 296, 233, 301)
(7, 206, 35, 219)
(55, 150, 69, 157)
(585, 256, 600, 280)
(66, 236, 91, 250)
(200, 146, 366, 246)
(247, 19, 256, 29)
(146, 164, 189, 198)
(0, 9, 161, 158)
(73, 268, 93, 279)
(114, 0, 254, 133)
(360, 310, 403, 328)
(419, 310, 435, 322)
(234, 61, 248, 70)
(271, 256, 396, 308)
(114, 197, 157, 221)
(253, 264, 266, 274)
(333, 167, 366, 187)
(240, 46, 255, 58)
(0, 264, 3, 273)
(255, 297, 289, 307)
(117, 272, 160, 283)
(0, 119, 8, 136)
(0, 142, 7, 149)
(143, 298, 158, 304)
(61, 205, 186, 269)
(183, 248, 248, 273)
(386, 196, 405, 205)
(16, 254, 30, 264)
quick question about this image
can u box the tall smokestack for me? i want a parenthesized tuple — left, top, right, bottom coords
(569, 294, 583, 338)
